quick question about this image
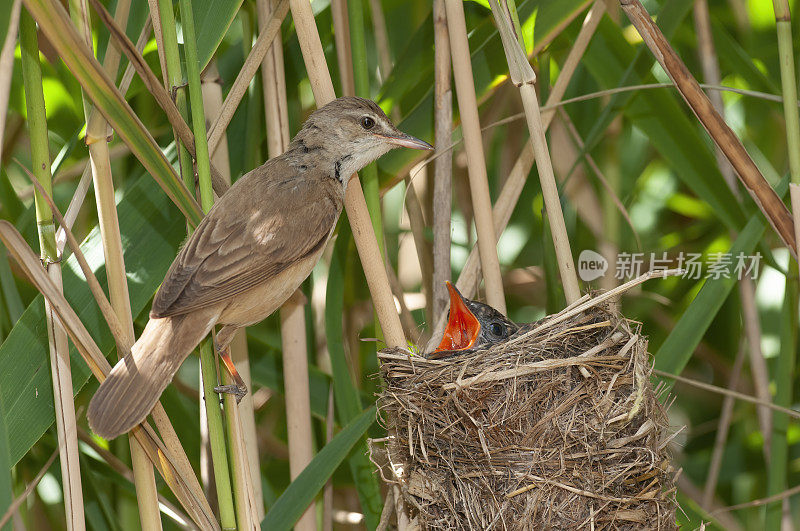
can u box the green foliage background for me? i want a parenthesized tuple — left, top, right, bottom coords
(0, 0, 798, 529)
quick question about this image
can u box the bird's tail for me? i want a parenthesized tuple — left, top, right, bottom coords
(87, 310, 217, 439)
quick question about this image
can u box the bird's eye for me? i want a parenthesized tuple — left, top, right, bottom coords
(489, 322, 504, 337)
(361, 116, 376, 129)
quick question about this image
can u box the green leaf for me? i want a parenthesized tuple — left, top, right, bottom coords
(193, 0, 244, 71)
(654, 175, 789, 380)
(262, 406, 377, 531)
(0, 175, 184, 465)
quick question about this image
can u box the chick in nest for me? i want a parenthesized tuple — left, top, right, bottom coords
(429, 281, 524, 359)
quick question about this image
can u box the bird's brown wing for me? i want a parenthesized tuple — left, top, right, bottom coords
(151, 174, 339, 318)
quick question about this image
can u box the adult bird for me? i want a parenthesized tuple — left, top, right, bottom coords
(88, 97, 432, 439)
(428, 281, 520, 359)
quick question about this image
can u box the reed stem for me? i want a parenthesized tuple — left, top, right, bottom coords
(331, 0, 354, 96)
(368, 0, 393, 82)
(178, 0, 237, 527)
(766, 260, 797, 529)
(432, 0, 453, 320)
(204, 57, 265, 521)
(489, 0, 580, 304)
(279, 295, 316, 531)
(155, 0, 195, 194)
(259, 0, 316, 526)
(179, 0, 212, 210)
(348, 0, 384, 255)
(289, 0, 406, 348)
(19, 12, 85, 530)
(444, 0, 506, 313)
(199, 342, 237, 529)
(773, 0, 800, 188)
(767, 1, 799, 527)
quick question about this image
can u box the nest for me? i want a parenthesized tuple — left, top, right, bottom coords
(375, 301, 678, 530)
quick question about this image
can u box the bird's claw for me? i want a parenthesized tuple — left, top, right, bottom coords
(214, 384, 248, 404)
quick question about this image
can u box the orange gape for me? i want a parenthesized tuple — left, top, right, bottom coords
(434, 282, 481, 353)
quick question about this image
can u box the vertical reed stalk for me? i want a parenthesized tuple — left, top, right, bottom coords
(259, 0, 316, 527)
(773, 0, 800, 271)
(203, 58, 265, 521)
(773, 0, 800, 190)
(289, 0, 406, 348)
(331, 0, 355, 96)
(766, 260, 797, 529)
(767, 1, 800, 526)
(348, 0, 384, 255)
(402, 181, 434, 327)
(154, 0, 194, 193)
(432, 0, 453, 320)
(489, 0, 580, 304)
(444, 0, 506, 313)
(149, 0, 217, 504)
(288, 3, 409, 527)
(198, 343, 236, 530)
(19, 12, 84, 530)
(279, 294, 316, 531)
(694, 0, 772, 472)
(599, 135, 620, 296)
(68, 0, 162, 526)
(177, 0, 237, 527)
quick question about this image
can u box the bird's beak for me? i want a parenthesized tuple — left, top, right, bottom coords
(430, 281, 481, 357)
(380, 131, 434, 150)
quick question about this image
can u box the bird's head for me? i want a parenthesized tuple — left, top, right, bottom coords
(291, 97, 432, 185)
(429, 282, 519, 359)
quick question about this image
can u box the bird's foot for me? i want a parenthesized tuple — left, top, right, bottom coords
(214, 384, 248, 404)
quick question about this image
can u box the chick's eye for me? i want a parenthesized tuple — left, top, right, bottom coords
(489, 322, 504, 337)
(361, 116, 375, 129)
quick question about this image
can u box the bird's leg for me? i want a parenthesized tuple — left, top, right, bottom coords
(212, 325, 248, 403)
(169, 82, 188, 102)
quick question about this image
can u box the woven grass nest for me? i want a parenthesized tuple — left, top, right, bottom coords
(375, 297, 678, 530)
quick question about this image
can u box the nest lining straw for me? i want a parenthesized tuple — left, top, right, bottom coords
(375, 301, 678, 530)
